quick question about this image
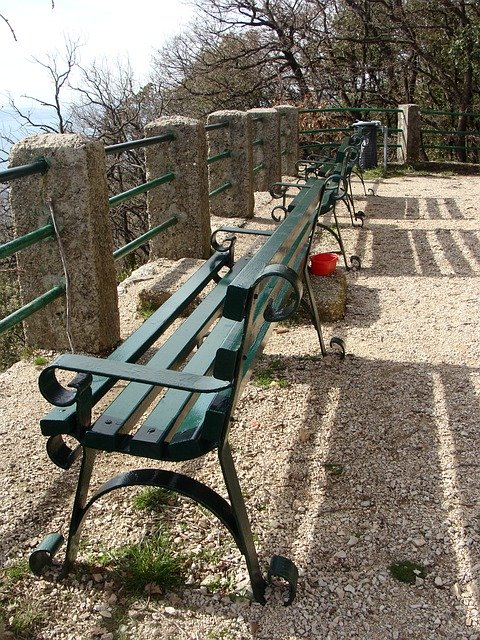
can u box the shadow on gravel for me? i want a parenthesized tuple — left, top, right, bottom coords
(353, 223, 479, 278)
(253, 352, 480, 635)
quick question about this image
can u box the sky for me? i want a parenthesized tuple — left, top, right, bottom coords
(0, 0, 195, 108)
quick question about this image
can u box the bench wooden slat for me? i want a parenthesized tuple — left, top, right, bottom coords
(83, 257, 250, 451)
(40, 250, 232, 437)
(223, 211, 317, 322)
(127, 315, 239, 459)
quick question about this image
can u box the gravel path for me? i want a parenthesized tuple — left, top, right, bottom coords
(1, 173, 479, 639)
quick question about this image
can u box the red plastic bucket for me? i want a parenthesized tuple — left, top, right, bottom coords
(310, 252, 338, 276)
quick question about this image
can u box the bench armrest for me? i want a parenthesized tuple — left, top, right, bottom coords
(39, 354, 232, 408)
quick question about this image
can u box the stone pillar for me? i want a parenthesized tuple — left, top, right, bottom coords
(248, 108, 281, 192)
(9, 134, 120, 354)
(397, 104, 420, 163)
(206, 110, 254, 219)
(145, 117, 211, 260)
(275, 105, 299, 176)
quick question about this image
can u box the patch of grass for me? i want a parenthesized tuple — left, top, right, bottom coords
(111, 530, 186, 595)
(3, 560, 29, 581)
(388, 560, 426, 584)
(137, 301, 157, 320)
(324, 462, 344, 476)
(252, 357, 289, 388)
(33, 355, 48, 367)
(6, 604, 43, 639)
(362, 166, 388, 179)
(132, 487, 179, 512)
(207, 629, 236, 640)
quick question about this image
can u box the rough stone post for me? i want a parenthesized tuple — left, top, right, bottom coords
(9, 133, 120, 353)
(206, 110, 254, 219)
(275, 105, 299, 176)
(397, 104, 420, 163)
(248, 108, 281, 192)
(145, 117, 211, 260)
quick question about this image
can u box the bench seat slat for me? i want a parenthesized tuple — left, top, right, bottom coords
(128, 316, 239, 458)
(40, 251, 232, 437)
(224, 193, 322, 322)
(83, 257, 250, 450)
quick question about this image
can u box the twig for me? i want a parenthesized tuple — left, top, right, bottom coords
(0, 13, 17, 41)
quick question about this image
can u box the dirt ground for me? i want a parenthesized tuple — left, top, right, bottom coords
(1, 171, 480, 639)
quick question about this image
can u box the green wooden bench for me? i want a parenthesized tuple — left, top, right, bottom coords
(270, 167, 362, 271)
(29, 177, 345, 606)
(296, 132, 367, 226)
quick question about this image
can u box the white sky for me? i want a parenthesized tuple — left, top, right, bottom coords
(0, 0, 194, 107)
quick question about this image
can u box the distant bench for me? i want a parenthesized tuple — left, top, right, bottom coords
(30, 176, 345, 606)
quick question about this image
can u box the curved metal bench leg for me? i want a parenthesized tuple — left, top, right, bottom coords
(268, 555, 299, 605)
(219, 443, 268, 604)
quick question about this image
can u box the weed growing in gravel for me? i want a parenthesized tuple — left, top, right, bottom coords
(132, 487, 179, 512)
(253, 357, 289, 388)
(3, 560, 29, 581)
(324, 462, 344, 476)
(207, 628, 236, 639)
(33, 355, 48, 367)
(388, 560, 426, 584)
(137, 301, 157, 320)
(111, 530, 186, 595)
(6, 603, 43, 639)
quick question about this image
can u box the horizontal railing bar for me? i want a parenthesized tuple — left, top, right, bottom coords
(421, 128, 479, 136)
(422, 144, 478, 151)
(204, 122, 229, 131)
(0, 157, 50, 182)
(113, 215, 179, 262)
(300, 127, 352, 134)
(105, 133, 175, 155)
(300, 107, 401, 114)
(0, 283, 65, 336)
(109, 171, 175, 207)
(421, 109, 480, 118)
(209, 181, 232, 198)
(300, 142, 338, 148)
(253, 163, 265, 173)
(0, 221, 55, 260)
(207, 150, 232, 165)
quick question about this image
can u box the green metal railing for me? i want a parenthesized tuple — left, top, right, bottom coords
(419, 108, 480, 160)
(299, 107, 402, 161)
(113, 215, 179, 262)
(207, 150, 231, 165)
(106, 133, 179, 257)
(0, 132, 180, 338)
(0, 284, 65, 335)
(205, 121, 229, 132)
(105, 132, 175, 155)
(0, 220, 55, 260)
(209, 181, 233, 198)
(205, 121, 235, 198)
(108, 171, 175, 208)
(0, 157, 59, 337)
(0, 156, 50, 182)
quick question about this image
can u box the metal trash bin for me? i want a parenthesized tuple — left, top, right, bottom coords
(353, 120, 381, 169)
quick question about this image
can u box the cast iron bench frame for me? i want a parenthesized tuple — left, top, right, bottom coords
(29, 176, 344, 606)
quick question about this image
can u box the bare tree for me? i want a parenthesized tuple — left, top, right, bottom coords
(1, 1, 55, 40)
(6, 37, 81, 134)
